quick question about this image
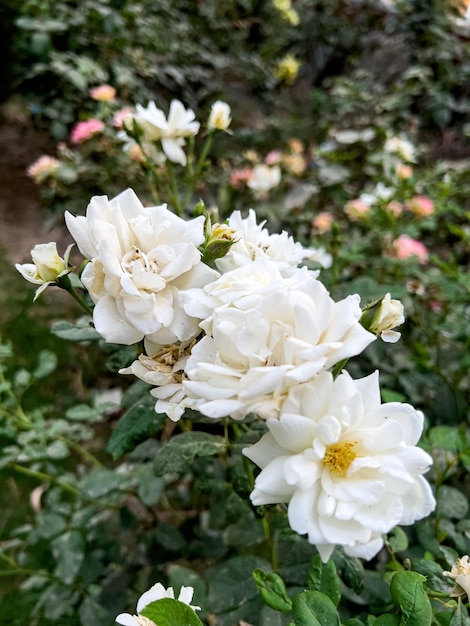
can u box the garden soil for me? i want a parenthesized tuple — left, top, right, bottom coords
(0, 118, 69, 265)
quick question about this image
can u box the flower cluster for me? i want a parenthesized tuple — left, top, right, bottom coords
(18, 99, 435, 566)
(58, 181, 433, 561)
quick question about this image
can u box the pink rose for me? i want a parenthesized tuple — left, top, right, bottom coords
(393, 234, 429, 263)
(112, 107, 134, 129)
(71, 119, 105, 144)
(406, 195, 434, 217)
(230, 167, 253, 189)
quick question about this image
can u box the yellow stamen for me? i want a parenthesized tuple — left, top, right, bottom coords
(323, 441, 357, 477)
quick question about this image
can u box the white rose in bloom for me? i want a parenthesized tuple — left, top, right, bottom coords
(207, 100, 231, 131)
(116, 582, 200, 625)
(384, 136, 416, 163)
(370, 293, 405, 343)
(244, 370, 435, 562)
(214, 209, 328, 274)
(132, 100, 200, 165)
(444, 555, 470, 597)
(16, 242, 73, 300)
(247, 164, 281, 195)
(180, 262, 375, 420)
(65, 189, 218, 345)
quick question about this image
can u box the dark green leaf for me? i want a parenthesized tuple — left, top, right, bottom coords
(154, 431, 226, 476)
(206, 555, 271, 614)
(390, 570, 432, 626)
(412, 558, 453, 594)
(307, 555, 342, 606)
(333, 548, 365, 594)
(292, 591, 341, 626)
(253, 569, 292, 612)
(107, 396, 166, 459)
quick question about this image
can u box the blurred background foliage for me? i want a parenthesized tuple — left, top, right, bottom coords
(1, 0, 470, 625)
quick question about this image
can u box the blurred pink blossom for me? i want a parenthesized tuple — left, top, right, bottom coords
(230, 167, 253, 189)
(113, 107, 134, 129)
(71, 119, 105, 144)
(265, 150, 282, 165)
(344, 199, 370, 221)
(27, 155, 60, 182)
(406, 195, 434, 218)
(393, 234, 429, 263)
(89, 84, 116, 102)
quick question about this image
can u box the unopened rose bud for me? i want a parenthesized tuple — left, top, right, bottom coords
(15, 242, 74, 300)
(207, 101, 232, 132)
(201, 222, 238, 265)
(362, 293, 405, 343)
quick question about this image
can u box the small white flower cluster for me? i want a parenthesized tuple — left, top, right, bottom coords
(118, 99, 231, 166)
(61, 187, 434, 562)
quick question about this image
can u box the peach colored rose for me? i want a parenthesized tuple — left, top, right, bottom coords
(312, 212, 334, 233)
(396, 164, 413, 179)
(386, 201, 403, 216)
(89, 84, 116, 102)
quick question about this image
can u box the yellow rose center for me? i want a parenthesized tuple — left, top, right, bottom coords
(323, 441, 357, 477)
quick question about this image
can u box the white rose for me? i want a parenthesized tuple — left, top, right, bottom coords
(207, 100, 231, 131)
(214, 209, 326, 275)
(179, 263, 375, 420)
(247, 164, 281, 195)
(243, 370, 435, 562)
(444, 555, 470, 598)
(15, 242, 73, 300)
(132, 100, 200, 166)
(65, 188, 218, 345)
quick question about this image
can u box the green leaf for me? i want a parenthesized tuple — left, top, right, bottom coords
(137, 465, 164, 506)
(390, 570, 432, 626)
(206, 555, 271, 614)
(79, 597, 113, 626)
(33, 349, 58, 379)
(66, 404, 106, 422)
(412, 558, 453, 594)
(387, 527, 409, 553)
(141, 598, 203, 626)
(307, 555, 342, 606)
(437, 486, 469, 519)
(154, 431, 226, 476)
(79, 469, 129, 499)
(333, 548, 365, 594)
(450, 598, 470, 626)
(51, 319, 101, 342)
(52, 531, 84, 585)
(107, 396, 166, 459)
(429, 426, 460, 452)
(375, 616, 400, 626)
(253, 569, 292, 612)
(292, 591, 341, 626)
